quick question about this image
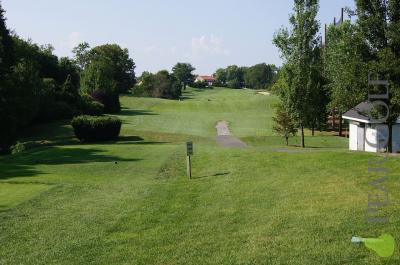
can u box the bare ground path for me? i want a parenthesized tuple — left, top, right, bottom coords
(215, 121, 247, 148)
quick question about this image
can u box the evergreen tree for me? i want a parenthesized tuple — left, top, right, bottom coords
(0, 2, 15, 152)
(0, 2, 14, 77)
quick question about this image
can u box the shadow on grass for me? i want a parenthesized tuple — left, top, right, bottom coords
(0, 146, 142, 181)
(0, 163, 45, 181)
(119, 109, 158, 116)
(106, 136, 169, 145)
(195, 172, 231, 180)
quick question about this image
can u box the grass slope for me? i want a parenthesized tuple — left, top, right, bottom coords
(0, 87, 399, 264)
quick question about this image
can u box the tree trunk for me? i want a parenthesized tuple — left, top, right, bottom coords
(338, 112, 343, 137)
(301, 125, 305, 148)
(183, 82, 186, 90)
(388, 123, 393, 153)
(332, 109, 336, 131)
(312, 121, 315, 136)
(285, 137, 289, 146)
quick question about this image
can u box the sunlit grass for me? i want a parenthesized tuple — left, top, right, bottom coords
(0, 87, 399, 264)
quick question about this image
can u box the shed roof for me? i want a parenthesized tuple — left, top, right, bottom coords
(342, 101, 400, 124)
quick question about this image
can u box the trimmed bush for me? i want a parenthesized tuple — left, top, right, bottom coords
(71, 115, 122, 142)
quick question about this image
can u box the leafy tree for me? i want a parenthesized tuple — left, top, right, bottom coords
(172, 63, 195, 90)
(273, 0, 322, 148)
(134, 70, 182, 99)
(225, 65, 245, 89)
(80, 57, 120, 113)
(58, 57, 80, 93)
(72, 42, 91, 70)
(75, 43, 136, 94)
(244, 63, 277, 89)
(133, 71, 154, 97)
(153, 70, 182, 99)
(214, 68, 227, 86)
(0, 2, 14, 77)
(324, 21, 369, 136)
(90, 44, 136, 93)
(355, 0, 400, 151)
(0, 3, 16, 152)
(273, 103, 298, 146)
(307, 47, 328, 135)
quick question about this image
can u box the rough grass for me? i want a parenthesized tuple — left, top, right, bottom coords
(0, 87, 399, 264)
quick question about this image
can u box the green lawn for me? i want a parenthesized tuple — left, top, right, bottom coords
(1, 87, 399, 264)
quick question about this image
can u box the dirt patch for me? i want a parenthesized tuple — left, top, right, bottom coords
(257, 91, 271, 96)
(215, 121, 247, 148)
(215, 120, 231, 136)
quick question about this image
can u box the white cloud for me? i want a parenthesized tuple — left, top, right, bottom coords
(191, 35, 230, 57)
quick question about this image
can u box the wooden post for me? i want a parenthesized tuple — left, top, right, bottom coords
(187, 155, 192, 179)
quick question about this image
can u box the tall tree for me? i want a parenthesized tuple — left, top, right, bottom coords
(172, 63, 195, 90)
(0, 2, 16, 152)
(225, 65, 245, 89)
(244, 63, 277, 89)
(72, 42, 91, 71)
(324, 21, 369, 136)
(356, 0, 400, 151)
(0, 2, 14, 77)
(273, 0, 322, 148)
(214, 68, 227, 85)
(80, 57, 120, 113)
(90, 44, 136, 93)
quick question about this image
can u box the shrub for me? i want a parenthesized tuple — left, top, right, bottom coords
(79, 95, 104, 116)
(11, 142, 26, 155)
(36, 101, 77, 122)
(191, 81, 208, 89)
(90, 89, 121, 114)
(71, 115, 122, 142)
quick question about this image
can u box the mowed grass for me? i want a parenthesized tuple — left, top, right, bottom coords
(0, 87, 400, 264)
(119, 88, 277, 137)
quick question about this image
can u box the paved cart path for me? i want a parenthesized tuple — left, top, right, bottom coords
(215, 121, 247, 148)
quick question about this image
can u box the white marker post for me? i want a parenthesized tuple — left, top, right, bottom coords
(186, 142, 193, 179)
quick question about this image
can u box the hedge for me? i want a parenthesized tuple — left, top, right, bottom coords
(71, 115, 122, 142)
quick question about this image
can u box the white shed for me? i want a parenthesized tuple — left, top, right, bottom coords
(342, 102, 400, 153)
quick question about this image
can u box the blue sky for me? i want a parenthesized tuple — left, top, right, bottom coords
(2, 0, 355, 75)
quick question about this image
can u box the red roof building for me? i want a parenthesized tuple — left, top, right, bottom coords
(195, 75, 216, 86)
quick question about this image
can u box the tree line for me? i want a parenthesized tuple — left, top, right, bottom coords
(0, 2, 137, 153)
(272, 0, 400, 150)
(214, 63, 278, 89)
(134, 63, 196, 99)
